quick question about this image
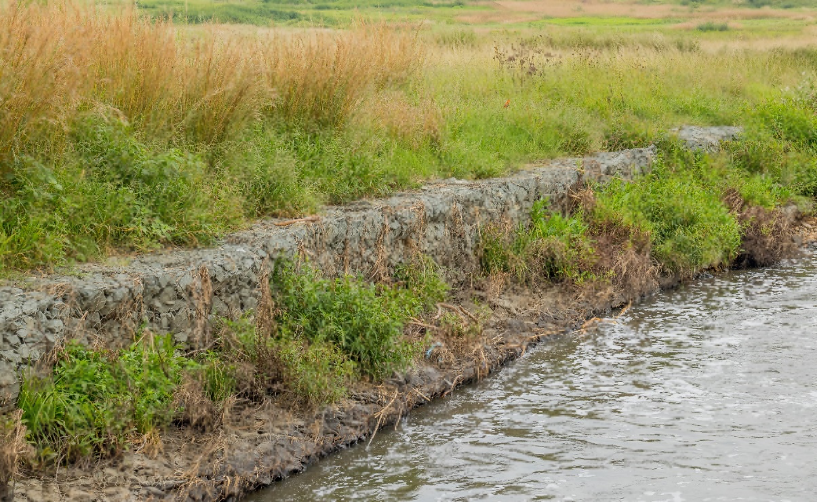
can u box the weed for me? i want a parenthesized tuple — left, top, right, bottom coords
(271, 262, 423, 379)
(272, 336, 356, 405)
(723, 188, 796, 267)
(481, 201, 598, 285)
(0, 410, 31, 499)
(593, 166, 741, 275)
(480, 148, 786, 288)
(394, 255, 450, 311)
(18, 335, 190, 464)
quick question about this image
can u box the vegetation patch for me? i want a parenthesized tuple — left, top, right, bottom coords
(271, 259, 447, 379)
(1, 3, 814, 274)
(592, 163, 741, 276)
(696, 22, 729, 32)
(11, 257, 449, 465)
(18, 335, 190, 464)
(481, 141, 801, 293)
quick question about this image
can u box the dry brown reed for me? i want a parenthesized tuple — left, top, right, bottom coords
(259, 21, 424, 128)
(0, 410, 31, 500)
(174, 374, 220, 432)
(0, 2, 423, 167)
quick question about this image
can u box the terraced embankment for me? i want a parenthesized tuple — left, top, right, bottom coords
(0, 143, 670, 402)
(6, 126, 814, 502)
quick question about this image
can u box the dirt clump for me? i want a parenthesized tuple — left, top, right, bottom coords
(723, 188, 799, 268)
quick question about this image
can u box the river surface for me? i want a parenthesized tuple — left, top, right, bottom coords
(256, 253, 817, 502)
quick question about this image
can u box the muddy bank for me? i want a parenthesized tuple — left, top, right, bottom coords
(10, 216, 816, 502)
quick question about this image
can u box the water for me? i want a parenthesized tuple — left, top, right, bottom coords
(255, 253, 817, 502)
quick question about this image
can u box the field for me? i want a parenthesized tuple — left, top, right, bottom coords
(0, 0, 815, 274)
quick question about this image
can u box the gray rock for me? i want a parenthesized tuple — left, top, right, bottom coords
(0, 129, 741, 401)
(672, 125, 743, 152)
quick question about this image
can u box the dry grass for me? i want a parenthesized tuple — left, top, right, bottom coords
(0, 2, 424, 166)
(0, 410, 31, 499)
(723, 188, 796, 267)
(359, 91, 441, 149)
(261, 23, 424, 128)
(174, 375, 221, 432)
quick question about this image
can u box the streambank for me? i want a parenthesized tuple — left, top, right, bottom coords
(10, 228, 815, 502)
(3, 126, 815, 502)
(0, 127, 740, 403)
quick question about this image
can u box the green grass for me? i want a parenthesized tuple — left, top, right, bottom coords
(482, 140, 799, 283)
(16, 256, 449, 463)
(696, 22, 729, 32)
(0, 2, 814, 274)
(18, 336, 191, 464)
(481, 200, 600, 284)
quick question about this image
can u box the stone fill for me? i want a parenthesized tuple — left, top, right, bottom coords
(0, 127, 741, 401)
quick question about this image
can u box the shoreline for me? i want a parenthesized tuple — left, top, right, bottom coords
(10, 220, 816, 502)
(2, 126, 815, 502)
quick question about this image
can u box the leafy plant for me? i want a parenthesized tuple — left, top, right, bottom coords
(271, 261, 426, 379)
(18, 335, 190, 464)
(592, 157, 741, 275)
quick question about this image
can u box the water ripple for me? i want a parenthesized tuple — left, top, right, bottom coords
(257, 253, 817, 502)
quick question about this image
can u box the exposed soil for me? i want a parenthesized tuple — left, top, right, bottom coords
(8, 215, 814, 502)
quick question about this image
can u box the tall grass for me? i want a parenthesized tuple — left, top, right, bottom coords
(0, 2, 425, 271)
(0, 1, 814, 273)
(0, 2, 421, 159)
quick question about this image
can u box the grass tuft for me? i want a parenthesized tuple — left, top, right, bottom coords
(18, 335, 190, 464)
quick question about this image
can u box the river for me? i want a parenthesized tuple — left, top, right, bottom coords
(255, 251, 817, 501)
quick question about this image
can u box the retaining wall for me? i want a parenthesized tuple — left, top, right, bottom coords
(0, 127, 742, 401)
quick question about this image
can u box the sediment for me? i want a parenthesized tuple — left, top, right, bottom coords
(6, 125, 812, 502)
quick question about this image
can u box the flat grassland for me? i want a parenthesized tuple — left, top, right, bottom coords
(0, 0, 815, 272)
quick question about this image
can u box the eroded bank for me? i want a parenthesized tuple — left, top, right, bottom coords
(4, 126, 816, 502)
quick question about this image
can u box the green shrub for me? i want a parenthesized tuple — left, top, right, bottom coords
(224, 127, 320, 218)
(790, 157, 818, 199)
(271, 262, 424, 379)
(216, 313, 354, 404)
(272, 336, 355, 404)
(18, 336, 190, 463)
(755, 97, 817, 149)
(528, 202, 598, 282)
(197, 352, 237, 403)
(71, 115, 236, 247)
(592, 160, 741, 274)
